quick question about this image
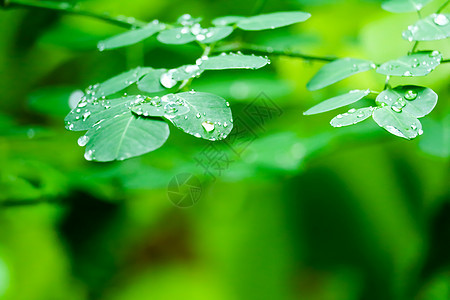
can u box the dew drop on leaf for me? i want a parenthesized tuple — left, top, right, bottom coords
(202, 121, 215, 132)
(160, 72, 177, 88)
(84, 149, 94, 161)
(82, 111, 91, 121)
(433, 14, 449, 26)
(77, 135, 90, 147)
(404, 90, 418, 100)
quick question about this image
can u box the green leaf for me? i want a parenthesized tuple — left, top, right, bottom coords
(82, 114, 170, 162)
(402, 14, 450, 41)
(330, 107, 375, 127)
(162, 92, 233, 141)
(381, 0, 433, 13)
(375, 86, 438, 118)
(137, 69, 168, 93)
(97, 21, 164, 51)
(306, 58, 376, 91)
(376, 51, 442, 76)
(131, 95, 190, 118)
(212, 16, 245, 26)
(236, 11, 311, 31)
(200, 26, 234, 43)
(199, 53, 270, 70)
(157, 28, 196, 44)
(372, 107, 422, 139)
(169, 65, 203, 81)
(65, 96, 145, 131)
(131, 102, 165, 117)
(304, 89, 371, 115)
(94, 67, 153, 97)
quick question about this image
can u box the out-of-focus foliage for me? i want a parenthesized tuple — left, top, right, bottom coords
(0, 0, 449, 300)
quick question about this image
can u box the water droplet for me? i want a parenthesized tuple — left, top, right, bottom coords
(403, 71, 412, 76)
(84, 149, 94, 161)
(97, 42, 105, 52)
(336, 114, 343, 119)
(190, 23, 202, 35)
(404, 90, 418, 100)
(77, 135, 89, 147)
(402, 30, 414, 42)
(196, 113, 201, 118)
(391, 104, 403, 113)
(348, 108, 356, 113)
(196, 34, 206, 41)
(430, 50, 440, 57)
(433, 14, 449, 26)
(202, 121, 215, 132)
(82, 111, 91, 121)
(160, 72, 177, 88)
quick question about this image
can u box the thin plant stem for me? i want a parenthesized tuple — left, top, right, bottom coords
(437, 0, 449, 13)
(3, 0, 146, 28)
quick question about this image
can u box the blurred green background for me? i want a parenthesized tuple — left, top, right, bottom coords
(0, 0, 449, 299)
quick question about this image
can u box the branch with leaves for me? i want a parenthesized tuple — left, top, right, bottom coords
(1, 0, 449, 162)
(304, 0, 449, 140)
(64, 11, 312, 162)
